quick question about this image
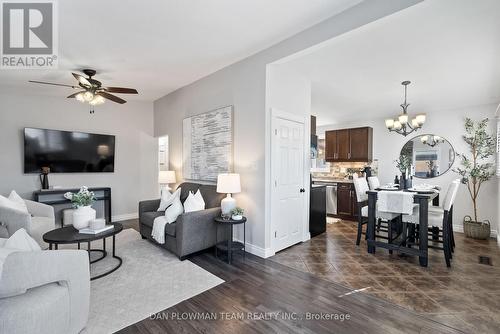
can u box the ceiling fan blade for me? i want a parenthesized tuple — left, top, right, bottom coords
(103, 87, 138, 94)
(67, 91, 85, 98)
(97, 92, 126, 104)
(29, 80, 78, 89)
(72, 73, 92, 87)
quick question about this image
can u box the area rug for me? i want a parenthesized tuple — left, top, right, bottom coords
(61, 228, 224, 334)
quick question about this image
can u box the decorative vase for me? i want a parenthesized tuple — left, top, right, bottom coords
(232, 214, 243, 221)
(400, 173, 407, 190)
(72, 206, 96, 230)
(463, 215, 490, 239)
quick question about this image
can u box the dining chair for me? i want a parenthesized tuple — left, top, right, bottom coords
(377, 190, 415, 254)
(402, 181, 460, 267)
(428, 179, 461, 251)
(352, 178, 399, 246)
(367, 176, 381, 190)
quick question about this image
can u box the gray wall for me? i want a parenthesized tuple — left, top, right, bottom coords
(0, 92, 158, 220)
(154, 0, 423, 256)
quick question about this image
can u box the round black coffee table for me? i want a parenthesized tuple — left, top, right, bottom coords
(43, 223, 123, 280)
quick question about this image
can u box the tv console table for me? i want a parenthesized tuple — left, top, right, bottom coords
(34, 187, 112, 224)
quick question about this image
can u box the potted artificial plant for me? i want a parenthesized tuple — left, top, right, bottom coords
(395, 154, 412, 189)
(231, 207, 244, 221)
(64, 186, 97, 230)
(454, 118, 496, 239)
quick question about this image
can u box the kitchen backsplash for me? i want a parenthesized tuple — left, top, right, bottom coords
(312, 160, 379, 179)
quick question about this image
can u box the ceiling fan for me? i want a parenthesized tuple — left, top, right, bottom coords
(29, 69, 138, 112)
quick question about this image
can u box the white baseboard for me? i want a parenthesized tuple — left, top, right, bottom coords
(234, 238, 275, 258)
(112, 212, 138, 222)
(453, 223, 497, 239)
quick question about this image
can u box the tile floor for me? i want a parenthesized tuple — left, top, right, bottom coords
(270, 218, 500, 333)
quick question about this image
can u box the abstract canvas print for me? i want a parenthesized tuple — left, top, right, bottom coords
(183, 105, 233, 181)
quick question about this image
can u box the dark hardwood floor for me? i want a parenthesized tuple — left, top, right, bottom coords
(118, 225, 463, 334)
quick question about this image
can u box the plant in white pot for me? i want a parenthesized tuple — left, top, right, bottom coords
(64, 186, 97, 230)
(231, 207, 244, 221)
(453, 118, 495, 239)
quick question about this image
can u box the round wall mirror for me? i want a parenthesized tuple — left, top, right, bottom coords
(400, 134, 455, 178)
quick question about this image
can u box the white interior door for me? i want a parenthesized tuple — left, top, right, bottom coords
(271, 110, 306, 252)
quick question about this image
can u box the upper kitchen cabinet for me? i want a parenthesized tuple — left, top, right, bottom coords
(325, 127, 373, 162)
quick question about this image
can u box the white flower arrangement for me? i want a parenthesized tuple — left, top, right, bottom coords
(64, 186, 96, 208)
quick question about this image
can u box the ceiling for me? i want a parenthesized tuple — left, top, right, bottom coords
(0, 0, 361, 101)
(278, 0, 500, 126)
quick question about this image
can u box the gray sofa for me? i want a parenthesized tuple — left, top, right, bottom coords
(0, 248, 90, 334)
(139, 182, 225, 260)
(0, 199, 55, 248)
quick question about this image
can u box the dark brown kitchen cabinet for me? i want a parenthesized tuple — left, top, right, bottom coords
(349, 127, 372, 161)
(335, 182, 358, 221)
(336, 183, 352, 216)
(325, 130, 337, 160)
(325, 127, 373, 162)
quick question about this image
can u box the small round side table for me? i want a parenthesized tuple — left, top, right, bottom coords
(214, 216, 246, 264)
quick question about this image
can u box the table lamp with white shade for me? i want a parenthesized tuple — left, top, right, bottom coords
(159, 170, 176, 193)
(216, 173, 241, 216)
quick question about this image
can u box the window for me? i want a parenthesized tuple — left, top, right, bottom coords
(159, 136, 169, 171)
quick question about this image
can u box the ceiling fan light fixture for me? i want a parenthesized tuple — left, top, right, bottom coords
(89, 95, 105, 106)
(83, 91, 94, 102)
(75, 93, 85, 102)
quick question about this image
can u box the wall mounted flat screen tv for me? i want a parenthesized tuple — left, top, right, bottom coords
(24, 128, 115, 173)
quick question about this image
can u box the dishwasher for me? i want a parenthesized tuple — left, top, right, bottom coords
(313, 182, 337, 215)
(326, 184, 337, 215)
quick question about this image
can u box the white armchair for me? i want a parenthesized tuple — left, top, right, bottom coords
(0, 249, 90, 334)
(0, 199, 55, 248)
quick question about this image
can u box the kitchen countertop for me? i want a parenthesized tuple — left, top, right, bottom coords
(312, 177, 353, 184)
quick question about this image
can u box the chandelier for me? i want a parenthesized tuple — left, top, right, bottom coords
(421, 135, 444, 147)
(385, 81, 426, 136)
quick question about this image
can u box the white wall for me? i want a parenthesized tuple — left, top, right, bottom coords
(317, 103, 499, 235)
(266, 64, 311, 251)
(153, 0, 422, 257)
(0, 92, 158, 220)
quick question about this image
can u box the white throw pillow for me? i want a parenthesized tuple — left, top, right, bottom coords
(165, 189, 183, 223)
(4, 228, 41, 251)
(184, 190, 205, 213)
(157, 189, 175, 211)
(8, 190, 29, 214)
(0, 194, 27, 215)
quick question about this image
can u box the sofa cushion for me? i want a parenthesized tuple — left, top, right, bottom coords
(165, 190, 183, 224)
(5, 228, 41, 251)
(141, 212, 176, 236)
(179, 183, 201, 203)
(140, 211, 165, 228)
(30, 216, 55, 247)
(8, 191, 29, 214)
(199, 185, 225, 209)
(184, 190, 205, 213)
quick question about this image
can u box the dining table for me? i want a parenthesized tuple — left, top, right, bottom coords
(366, 188, 440, 267)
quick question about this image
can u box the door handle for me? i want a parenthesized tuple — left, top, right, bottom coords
(300, 188, 305, 193)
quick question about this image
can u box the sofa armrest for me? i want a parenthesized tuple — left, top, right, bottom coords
(0, 207, 31, 236)
(0, 250, 90, 333)
(175, 207, 221, 258)
(24, 200, 55, 219)
(139, 199, 161, 216)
